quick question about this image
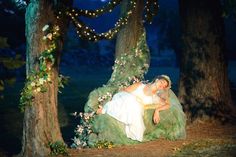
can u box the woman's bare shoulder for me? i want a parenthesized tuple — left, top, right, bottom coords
(124, 82, 142, 92)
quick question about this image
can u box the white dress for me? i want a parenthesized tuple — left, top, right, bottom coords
(102, 84, 153, 141)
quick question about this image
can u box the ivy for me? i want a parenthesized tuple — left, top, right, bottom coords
(48, 141, 68, 156)
(19, 24, 68, 112)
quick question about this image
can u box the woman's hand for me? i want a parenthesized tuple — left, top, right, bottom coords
(96, 105, 103, 115)
(153, 110, 160, 124)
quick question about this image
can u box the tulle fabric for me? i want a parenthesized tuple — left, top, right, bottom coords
(88, 89, 186, 147)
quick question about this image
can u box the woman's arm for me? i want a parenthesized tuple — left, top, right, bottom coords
(122, 82, 141, 93)
(153, 98, 170, 124)
(155, 99, 170, 112)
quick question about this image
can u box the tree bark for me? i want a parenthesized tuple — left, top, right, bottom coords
(19, 0, 71, 156)
(178, 0, 235, 121)
(115, 0, 145, 57)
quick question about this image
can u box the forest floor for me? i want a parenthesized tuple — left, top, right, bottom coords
(66, 120, 236, 157)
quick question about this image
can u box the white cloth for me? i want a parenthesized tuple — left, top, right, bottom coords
(102, 84, 153, 141)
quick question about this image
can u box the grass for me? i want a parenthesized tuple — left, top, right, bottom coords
(173, 139, 236, 157)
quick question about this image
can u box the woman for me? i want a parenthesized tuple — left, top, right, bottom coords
(97, 75, 179, 142)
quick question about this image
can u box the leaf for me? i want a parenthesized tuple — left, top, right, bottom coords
(0, 57, 25, 69)
(0, 37, 9, 48)
(0, 80, 4, 91)
(5, 77, 16, 86)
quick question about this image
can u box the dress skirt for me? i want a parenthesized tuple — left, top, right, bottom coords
(103, 91, 145, 141)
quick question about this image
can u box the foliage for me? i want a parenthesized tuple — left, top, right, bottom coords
(71, 111, 96, 149)
(94, 140, 114, 149)
(0, 37, 9, 48)
(0, 54, 25, 70)
(11, 0, 27, 11)
(48, 141, 69, 156)
(0, 37, 25, 99)
(19, 24, 68, 111)
(223, 0, 236, 19)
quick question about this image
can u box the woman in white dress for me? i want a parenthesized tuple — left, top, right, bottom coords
(96, 75, 172, 142)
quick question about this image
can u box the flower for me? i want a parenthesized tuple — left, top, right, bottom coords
(42, 24, 49, 32)
(36, 87, 41, 92)
(71, 112, 77, 116)
(39, 78, 45, 85)
(43, 36, 47, 40)
(47, 76, 51, 81)
(46, 33, 53, 40)
(54, 25, 60, 31)
(77, 126, 84, 134)
(30, 82, 36, 87)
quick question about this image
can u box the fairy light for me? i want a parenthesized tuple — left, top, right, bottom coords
(66, 0, 137, 41)
(144, 0, 159, 23)
(56, 0, 159, 41)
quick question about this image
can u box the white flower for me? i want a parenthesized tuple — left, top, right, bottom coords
(82, 142, 87, 147)
(30, 82, 36, 87)
(77, 125, 84, 134)
(144, 63, 149, 67)
(47, 76, 51, 81)
(36, 87, 41, 92)
(42, 24, 49, 32)
(43, 36, 47, 40)
(39, 78, 44, 85)
(46, 33, 53, 40)
(73, 138, 81, 146)
(54, 25, 60, 31)
(71, 112, 77, 116)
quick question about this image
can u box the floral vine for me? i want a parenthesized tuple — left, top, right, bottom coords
(71, 111, 115, 149)
(85, 32, 150, 112)
(72, 32, 149, 149)
(71, 111, 96, 149)
(19, 24, 68, 112)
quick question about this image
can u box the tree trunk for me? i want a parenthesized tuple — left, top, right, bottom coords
(19, 0, 71, 156)
(115, 0, 144, 57)
(84, 0, 150, 112)
(178, 0, 235, 121)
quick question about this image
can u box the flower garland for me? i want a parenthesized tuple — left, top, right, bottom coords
(19, 24, 68, 112)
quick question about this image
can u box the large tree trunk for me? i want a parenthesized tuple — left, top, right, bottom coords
(115, 0, 144, 57)
(84, 0, 150, 112)
(178, 0, 235, 121)
(19, 0, 71, 156)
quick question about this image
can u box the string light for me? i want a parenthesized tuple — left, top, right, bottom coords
(69, 0, 123, 18)
(56, 0, 159, 41)
(144, 0, 159, 24)
(65, 0, 137, 41)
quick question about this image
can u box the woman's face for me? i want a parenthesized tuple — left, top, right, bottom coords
(155, 79, 168, 90)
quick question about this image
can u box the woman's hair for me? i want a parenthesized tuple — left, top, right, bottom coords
(152, 75, 171, 89)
